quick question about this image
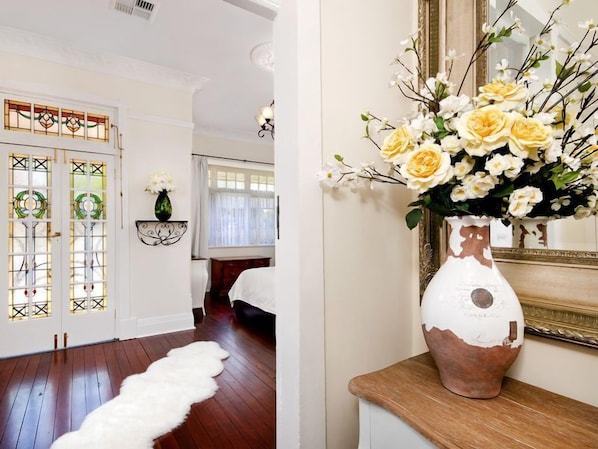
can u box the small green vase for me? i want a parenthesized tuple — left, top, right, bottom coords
(154, 190, 172, 222)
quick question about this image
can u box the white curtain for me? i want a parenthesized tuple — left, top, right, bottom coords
(208, 191, 275, 247)
(191, 155, 209, 258)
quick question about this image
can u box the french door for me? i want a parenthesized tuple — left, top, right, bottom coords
(0, 145, 116, 358)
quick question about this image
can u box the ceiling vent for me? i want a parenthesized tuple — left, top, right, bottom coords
(112, 0, 159, 22)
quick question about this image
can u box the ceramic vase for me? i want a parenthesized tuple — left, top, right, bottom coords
(421, 215, 524, 399)
(154, 189, 172, 222)
(512, 218, 549, 249)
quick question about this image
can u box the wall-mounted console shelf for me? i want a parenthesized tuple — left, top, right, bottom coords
(135, 220, 188, 246)
(349, 352, 598, 448)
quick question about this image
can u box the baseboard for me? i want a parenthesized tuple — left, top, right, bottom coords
(136, 312, 195, 338)
(118, 318, 139, 340)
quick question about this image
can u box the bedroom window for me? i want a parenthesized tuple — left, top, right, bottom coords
(208, 165, 275, 247)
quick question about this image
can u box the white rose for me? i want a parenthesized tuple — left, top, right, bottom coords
(484, 154, 511, 176)
(503, 155, 524, 179)
(453, 156, 475, 178)
(508, 186, 543, 217)
(450, 185, 469, 202)
(440, 135, 463, 155)
(438, 95, 472, 119)
(463, 172, 499, 199)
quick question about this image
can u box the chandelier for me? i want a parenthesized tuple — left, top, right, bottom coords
(256, 101, 274, 139)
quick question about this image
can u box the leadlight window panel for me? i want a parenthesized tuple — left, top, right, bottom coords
(61, 109, 85, 139)
(4, 100, 32, 132)
(8, 153, 52, 321)
(34, 104, 60, 136)
(86, 113, 110, 142)
(4, 99, 110, 143)
(69, 159, 107, 314)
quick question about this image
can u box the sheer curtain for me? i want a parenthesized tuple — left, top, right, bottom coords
(209, 191, 275, 246)
(191, 155, 209, 258)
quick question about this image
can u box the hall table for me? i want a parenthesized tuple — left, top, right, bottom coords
(348, 352, 598, 448)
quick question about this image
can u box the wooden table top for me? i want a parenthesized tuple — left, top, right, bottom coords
(349, 352, 598, 448)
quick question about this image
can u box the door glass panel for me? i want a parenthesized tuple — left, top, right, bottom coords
(7, 153, 52, 320)
(69, 159, 107, 314)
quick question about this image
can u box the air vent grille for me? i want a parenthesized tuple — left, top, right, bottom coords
(112, 0, 159, 22)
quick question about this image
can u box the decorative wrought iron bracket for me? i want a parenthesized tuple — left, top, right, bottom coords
(135, 220, 188, 246)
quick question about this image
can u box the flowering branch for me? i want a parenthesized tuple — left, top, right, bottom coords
(320, 0, 598, 229)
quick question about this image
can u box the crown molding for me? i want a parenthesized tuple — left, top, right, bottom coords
(0, 26, 210, 93)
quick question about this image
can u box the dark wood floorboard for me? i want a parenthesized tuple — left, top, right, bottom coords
(0, 294, 276, 449)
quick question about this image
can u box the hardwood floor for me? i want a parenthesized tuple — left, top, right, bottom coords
(0, 294, 276, 449)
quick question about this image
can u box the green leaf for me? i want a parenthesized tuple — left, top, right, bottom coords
(555, 61, 575, 80)
(406, 208, 423, 230)
(561, 170, 581, 183)
(490, 184, 514, 198)
(361, 113, 370, 121)
(579, 82, 592, 93)
(434, 117, 446, 132)
(555, 60, 563, 77)
(334, 154, 344, 162)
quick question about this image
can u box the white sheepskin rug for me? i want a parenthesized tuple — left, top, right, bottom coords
(50, 341, 229, 449)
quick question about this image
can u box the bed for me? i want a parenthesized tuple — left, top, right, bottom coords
(228, 266, 275, 315)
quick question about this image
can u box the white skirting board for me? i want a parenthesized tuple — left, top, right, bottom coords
(135, 312, 195, 338)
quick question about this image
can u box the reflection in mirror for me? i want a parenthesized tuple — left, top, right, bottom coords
(487, 0, 598, 251)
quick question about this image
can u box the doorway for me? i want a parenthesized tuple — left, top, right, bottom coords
(0, 145, 116, 358)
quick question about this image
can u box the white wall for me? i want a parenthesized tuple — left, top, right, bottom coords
(194, 133, 273, 164)
(275, 1, 417, 448)
(0, 50, 195, 339)
(320, 1, 417, 448)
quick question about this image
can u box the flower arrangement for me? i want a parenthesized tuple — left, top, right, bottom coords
(319, 0, 598, 229)
(145, 172, 175, 194)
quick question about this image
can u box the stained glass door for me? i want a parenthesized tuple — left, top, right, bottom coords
(0, 145, 115, 358)
(61, 152, 115, 348)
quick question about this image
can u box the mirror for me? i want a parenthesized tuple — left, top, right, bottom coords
(418, 0, 598, 348)
(488, 0, 598, 251)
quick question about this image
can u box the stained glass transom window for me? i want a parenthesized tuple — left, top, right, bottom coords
(69, 159, 107, 314)
(4, 99, 110, 142)
(8, 154, 52, 320)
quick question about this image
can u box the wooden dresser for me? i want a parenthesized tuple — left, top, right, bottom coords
(210, 256, 271, 298)
(349, 352, 598, 448)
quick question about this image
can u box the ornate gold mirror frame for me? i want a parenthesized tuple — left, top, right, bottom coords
(418, 0, 598, 348)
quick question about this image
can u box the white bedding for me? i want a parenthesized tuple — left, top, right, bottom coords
(228, 266, 275, 315)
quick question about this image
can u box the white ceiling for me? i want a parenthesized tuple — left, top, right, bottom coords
(0, 0, 276, 142)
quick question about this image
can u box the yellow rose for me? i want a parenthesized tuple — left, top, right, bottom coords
(399, 143, 452, 193)
(456, 106, 513, 156)
(477, 81, 528, 110)
(380, 125, 415, 163)
(509, 115, 553, 160)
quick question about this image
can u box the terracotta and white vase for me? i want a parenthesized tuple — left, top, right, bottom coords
(512, 217, 549, 249)
(421, 215, 524, 399)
